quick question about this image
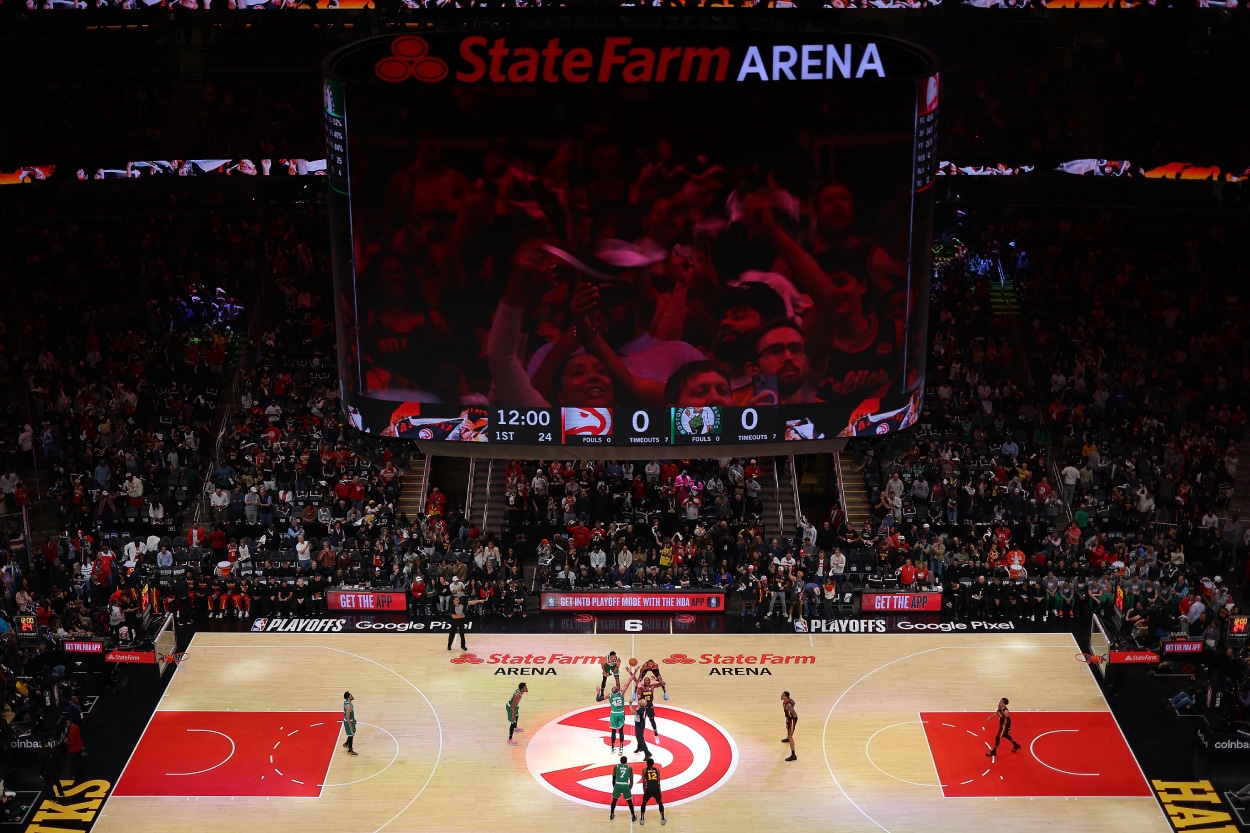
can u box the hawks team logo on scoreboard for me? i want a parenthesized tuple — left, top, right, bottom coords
(526, 705, 738, 808)
(561, 407, 613, 438)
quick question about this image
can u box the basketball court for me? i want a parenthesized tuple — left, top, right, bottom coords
(93, 631, 1170, 833)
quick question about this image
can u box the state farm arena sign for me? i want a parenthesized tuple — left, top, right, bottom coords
(663, 651, 815, 676)
(325, 32, 937, 89)
(527, 706, 738, 809)
(449, 651, 603, 676)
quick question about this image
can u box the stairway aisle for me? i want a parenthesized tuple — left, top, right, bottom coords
(395, 455, 428, 522)
(1228, 437, 1250, 520)
(987, 277, 1021, 317)
(838, 450, 872, 532)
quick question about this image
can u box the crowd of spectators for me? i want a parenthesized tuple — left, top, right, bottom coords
(851, 205, 1248, 663)
(0, 200, 277, 797)
(512, 457, 769, 590)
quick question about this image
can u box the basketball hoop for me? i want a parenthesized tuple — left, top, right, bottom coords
(1075, 652, 1103, 665)
(164, 652, 190, 666)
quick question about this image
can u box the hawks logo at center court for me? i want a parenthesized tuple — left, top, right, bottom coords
(526, 705, 738, 809)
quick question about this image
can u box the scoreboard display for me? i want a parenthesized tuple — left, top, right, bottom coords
(325, 26, 937, 458)
(485, 406, 780, 447)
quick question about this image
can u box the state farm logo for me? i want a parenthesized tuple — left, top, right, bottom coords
(526, 706, 737, 809)
(450, 652, 484, 664)
(375, 36, 449, 84)
(664, 652, 815, 666)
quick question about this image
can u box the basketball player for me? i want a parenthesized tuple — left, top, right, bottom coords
(635, 677, 660, 745)
(341, 691, 358, 756)
(609, 755, 637, 822)
(637, 659, 668, 700)
(608, 685, 627, 753)
(598, 651, 622, 701)
(782, 691, 797, 761)
(506, 682, 528, 746)
(639, 757, 666, 825)
(985, 697, 1021, 758)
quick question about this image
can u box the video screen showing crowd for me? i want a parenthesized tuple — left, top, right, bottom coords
(332, 34, 934, 448)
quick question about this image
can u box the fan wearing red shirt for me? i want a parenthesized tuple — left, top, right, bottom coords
(1006, 549, 1027, 581)
(898, 559, 916, 588)
(349, 477, 367, 509)
(568, 521, 591, 550)
(744, 459, 763, 481)
(209, 527, 228, 562)
(427, 488, 447, 518)
(335, 477, 353, 503)
(409, 575, 427, 616)
(1035, 478, 1055, 503)
(380, 462, 400, 486)
(94, 550, 116, 586)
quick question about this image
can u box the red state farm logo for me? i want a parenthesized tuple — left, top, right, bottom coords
(526, 706, 737, 808)
(450, 652, 484, 664)
(662, 653, 697, 665)
(375, 36, 449, 84)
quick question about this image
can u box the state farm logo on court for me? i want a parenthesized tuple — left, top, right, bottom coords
(449, 651, 606, 675)
(527, 706, 738, 809)
(663, 652, 815, 675)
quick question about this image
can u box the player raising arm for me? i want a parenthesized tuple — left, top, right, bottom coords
(637, 658, 668, 701)
(598, 651, 622, 701)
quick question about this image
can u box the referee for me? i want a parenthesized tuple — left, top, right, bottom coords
(631, 698, 651, 757)
(447, 594, 484, 652)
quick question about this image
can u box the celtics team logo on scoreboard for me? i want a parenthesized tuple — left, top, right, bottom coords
(526, 705, 738, 808)
(674, 407, 722, 439)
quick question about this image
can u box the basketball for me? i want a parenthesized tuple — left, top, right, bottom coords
(629, 657, 638, 667)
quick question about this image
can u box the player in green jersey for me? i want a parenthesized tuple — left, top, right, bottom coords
(609, 755, 636, 822)
(506, 683, 528, 746)
(608, 685, 627, 753)
(598, 651, 621, 701)
(341, 691, 358, 756)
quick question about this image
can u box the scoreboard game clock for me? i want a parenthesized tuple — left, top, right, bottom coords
(15, 613, 39, 646)
(492, 408, 556, 445)
(1229, 614, 1250, 648)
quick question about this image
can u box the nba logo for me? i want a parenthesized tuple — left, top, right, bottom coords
(251, 618, 268, 632)
(793, 619, 808, 633)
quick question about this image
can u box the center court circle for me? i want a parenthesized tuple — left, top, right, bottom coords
(526, 705, 738, 809)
